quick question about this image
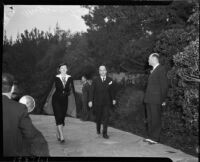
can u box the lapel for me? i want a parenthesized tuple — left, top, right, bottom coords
(98, 75, 109, 88)
(85, 82, 90, 87)
(56, 74, 71, 88)
(82, 81, 87, 88)
(152, 64, 160, 74)
(98, 76, 103, 84)
(104, 76, 108, 83)
(99, 75, 107, 82)
(82, 82, 89, 92)
(97, 76, 104, 88)
(148, 64, 160, 80)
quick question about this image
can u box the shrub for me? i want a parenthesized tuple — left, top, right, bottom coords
(155, 3, 199, 136)
(168, 38, 199, 135)
(154, 28, 190, 69)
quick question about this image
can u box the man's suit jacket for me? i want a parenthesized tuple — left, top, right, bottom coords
(3, 95, 38, 156)
(89, 76, 115, 109)
(144, 65, 169, 104)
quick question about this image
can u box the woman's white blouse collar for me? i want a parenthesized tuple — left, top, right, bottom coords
(56, 74, 71, 81)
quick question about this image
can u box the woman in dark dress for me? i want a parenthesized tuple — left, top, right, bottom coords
(52, 63, 75, 143)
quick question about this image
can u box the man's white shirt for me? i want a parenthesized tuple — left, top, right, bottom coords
(101, 76, 106, 81)
(151, 63, 160, 73)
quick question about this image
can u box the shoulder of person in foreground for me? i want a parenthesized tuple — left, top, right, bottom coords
(8, 98, 27, 111)
(18, 103, 38, 139)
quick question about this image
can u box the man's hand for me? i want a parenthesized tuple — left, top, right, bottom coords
(113, 100, 116, 105)
(162, 102, 166, 107)
(88, 101, 93, 108)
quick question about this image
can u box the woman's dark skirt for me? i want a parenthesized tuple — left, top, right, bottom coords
(52, 93, 68, 126)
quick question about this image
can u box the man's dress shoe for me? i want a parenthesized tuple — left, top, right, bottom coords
(103, 134, 109, 139)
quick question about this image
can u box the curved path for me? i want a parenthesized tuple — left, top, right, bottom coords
(30, 115, 198, 161)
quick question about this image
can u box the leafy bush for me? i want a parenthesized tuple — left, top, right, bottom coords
(154, 2, 199, 137)
(150, 2, 199, 154)
(109, 85, 146, 136)
(168, 38, 199, 135)
(168, 0, 199, 135)
(3, 27, 73, 113)
(154, 28, 190, 68)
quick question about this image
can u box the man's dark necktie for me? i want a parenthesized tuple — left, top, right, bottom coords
(102, 77, 105, 82)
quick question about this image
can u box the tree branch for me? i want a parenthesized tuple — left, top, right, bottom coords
(181, 74, 200, 83)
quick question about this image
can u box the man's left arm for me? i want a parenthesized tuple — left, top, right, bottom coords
(109, 78, 116, 105)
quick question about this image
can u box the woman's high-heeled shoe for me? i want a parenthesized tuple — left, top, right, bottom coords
(56, 134, 61, 141)
(60, 139, 65, 143)
(60, 137, 65, 143)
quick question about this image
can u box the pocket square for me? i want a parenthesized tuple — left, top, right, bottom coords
(109, 81, 113, 85)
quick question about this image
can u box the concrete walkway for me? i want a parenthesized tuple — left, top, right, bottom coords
(30, 115, 198, 161)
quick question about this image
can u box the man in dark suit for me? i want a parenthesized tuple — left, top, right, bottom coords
(80, 74, 91, 121)
(89, 65, 116, 139)
(144, 53, 169, 144)
(2, 73, 39, 156)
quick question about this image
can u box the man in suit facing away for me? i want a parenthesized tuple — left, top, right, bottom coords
(2, 73, 38, 156)
(89, 65, 116, 139)
(144, 53, 169, 144)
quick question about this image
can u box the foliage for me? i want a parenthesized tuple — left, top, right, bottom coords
(168, 38, 199, 135)
(2, 1, 198, 155)
(110, 85, 198, 156)
(62, 32, 96, 79)
(166, 2, 199, 136)
(154, 28, 190, 68)
(109, 86, 146, 136)
(3, 26, 75, 113)
(82, 1, 198, 155)
(82, 2, 194, 72)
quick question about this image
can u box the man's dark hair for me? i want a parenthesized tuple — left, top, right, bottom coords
(2, 73, 15, 93)
(58, 62, 68, 69)
(99, 64, 107, 70)
(151, 53, 160, 63)
(81, 74, 89, 80)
